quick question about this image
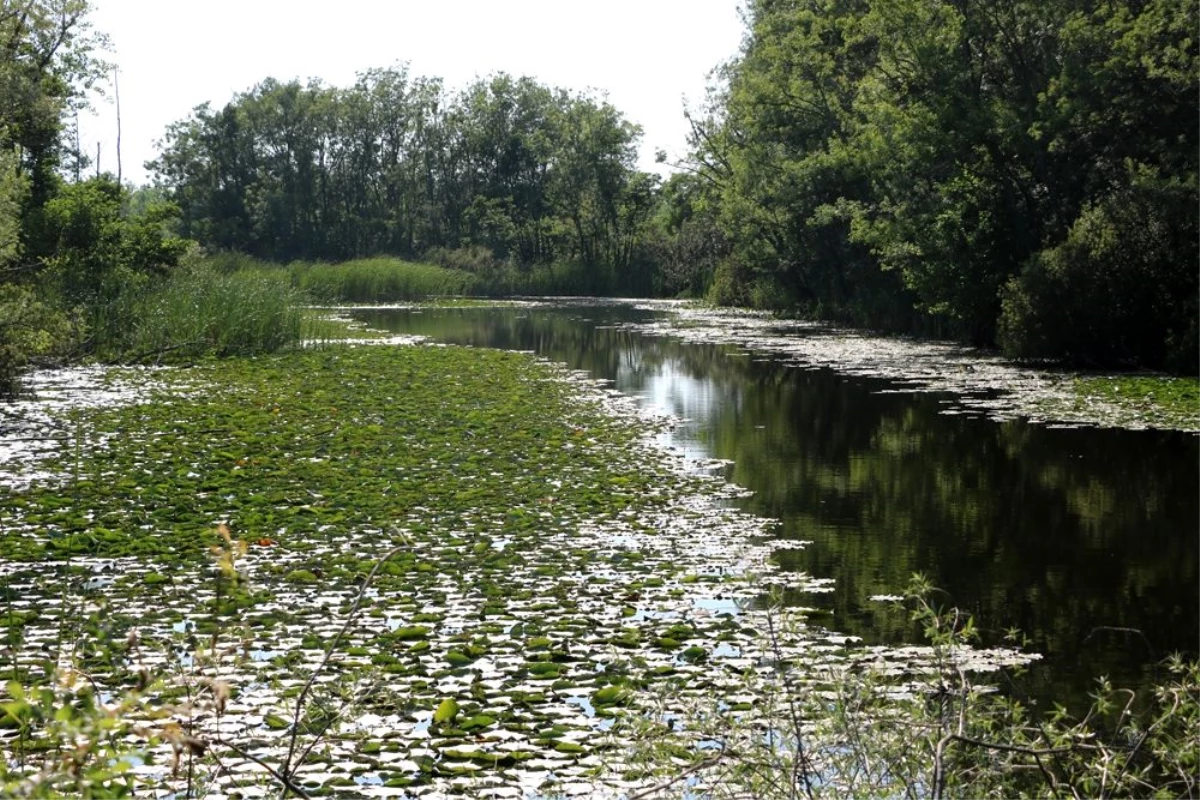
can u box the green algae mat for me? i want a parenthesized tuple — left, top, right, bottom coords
(1, 341, 817, 797)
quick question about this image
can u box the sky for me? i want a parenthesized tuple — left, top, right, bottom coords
(76, 0, 746, 187)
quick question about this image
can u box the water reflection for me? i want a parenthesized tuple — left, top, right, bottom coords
(355, 305, 1199, 709)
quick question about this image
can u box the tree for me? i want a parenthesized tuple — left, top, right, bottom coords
(688, 0, 1198, 370)
(42, 175, 188, 308)
(151, 69, 657, 292)
(0, 0, 109, 252)
(0, 145, 23, 268)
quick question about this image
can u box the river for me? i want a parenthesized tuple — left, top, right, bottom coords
(353, 301, 1199, 711)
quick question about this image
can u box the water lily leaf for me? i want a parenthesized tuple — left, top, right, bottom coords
(264, 713, 291, 730)
(446, 650, 473, 667)
(459, 714, 496, 730)
(591, 686, 631, 707)
(433, 698, 459, 724)
(393, 626, 430, 640)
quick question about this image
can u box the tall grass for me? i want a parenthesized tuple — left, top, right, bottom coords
(479, 261, 619, 297)
(199, 251, 635, 302)
(101, 262, 305, 362)
(287, 257, 479, 303)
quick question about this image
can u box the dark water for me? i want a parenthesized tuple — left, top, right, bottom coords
(354, 303, 1200, 710)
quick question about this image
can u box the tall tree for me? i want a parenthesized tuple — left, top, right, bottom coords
(0, 0, 108, 255)
(152, 68, 658, 293)
(690, 0, 1198, 369)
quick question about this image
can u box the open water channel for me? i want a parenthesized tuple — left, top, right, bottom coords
(353, 301, 1199, 711)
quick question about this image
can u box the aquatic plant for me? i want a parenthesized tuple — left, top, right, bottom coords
(0, 341, 793, 795)
(102, 258, 306, 362)
(285, 257, 479, 303)
(1, 332, 1193, 798)
(620, 576, 1200, 799)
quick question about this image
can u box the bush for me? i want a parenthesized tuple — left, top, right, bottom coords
(998, 166, 1199, 373)
(0, 284, 74, 396)
(706, 259, 753, 307)
(42, 177, 190, 310)
(423, 244, 506, 275)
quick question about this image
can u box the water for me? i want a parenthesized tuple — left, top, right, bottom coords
(354, 303, 1199, 710)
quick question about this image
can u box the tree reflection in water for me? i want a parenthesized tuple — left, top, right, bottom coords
(356, 303, 1199, 711)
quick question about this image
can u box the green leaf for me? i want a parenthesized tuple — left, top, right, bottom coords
(433, 698, 459, 724)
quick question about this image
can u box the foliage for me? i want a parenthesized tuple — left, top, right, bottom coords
(423, 244, 506, 275)
(688, 0, 1198, 370)
(0, 148, 72, 394)
(285, 256, 479, 303)
(0, 4, 117, 392)
(0, 671, 152, 798)
(0, 146, 24, 268)
(0, 283, 73, 395)
(998, 166, 1198, 372)
(151, 70, 659, 292)
(41, 176, 190, 309)
(646, 172, 729, 298)
(101, 254, 305, 361)
(0, 0, 110, 218)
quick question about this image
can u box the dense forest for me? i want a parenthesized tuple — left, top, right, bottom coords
(682, 0, 1198, 372)
(151, 71, 659, 294)
(1, 0, 1196, 387)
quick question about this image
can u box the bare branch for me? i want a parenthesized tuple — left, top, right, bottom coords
(212, 736, 312, 799)
(279, 540, 407, 794)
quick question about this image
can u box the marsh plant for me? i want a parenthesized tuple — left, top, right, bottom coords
(621, 576, 1199, 800)
(102, 256, 307, 363)
(286, 257, 479, 303)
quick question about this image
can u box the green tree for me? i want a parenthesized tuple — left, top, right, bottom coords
(0, 145, 23, 267)
(42, 175, 188, 308)
(0, 2, 109, 390)
(0, 0, 109, 250)
(689, 0, 1197, 370)
(151, 68, 658, 292)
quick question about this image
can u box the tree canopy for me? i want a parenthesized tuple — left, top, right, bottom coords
(151, 69, 660, 293)
(2, 0, 1194, 376)
(688, 0, 1197, 371)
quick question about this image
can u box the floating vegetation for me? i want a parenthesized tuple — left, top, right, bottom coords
(477, 298, 1193, 434)
(0, 335, 1036, 797)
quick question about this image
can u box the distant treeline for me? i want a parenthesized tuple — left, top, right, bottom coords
(680, 0, 1197, 372)
(151, 70, 659, 295)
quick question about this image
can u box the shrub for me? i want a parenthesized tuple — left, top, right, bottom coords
(706, 259, 753, 307)
(0, 284, 74, 396)
(423, 244, 506, 275)
(998, 166, 1199, 373)
(41, 177, 190, 311)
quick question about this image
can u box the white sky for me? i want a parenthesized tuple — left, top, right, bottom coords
(77, 0, 745, 187)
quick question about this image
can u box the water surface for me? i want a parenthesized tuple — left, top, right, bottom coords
(354, 303, 1199, 709)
